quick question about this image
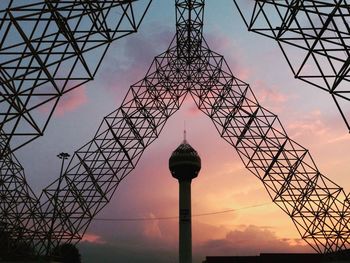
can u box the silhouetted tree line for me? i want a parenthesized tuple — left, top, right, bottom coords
(0, 226, 81, 262)
(52, 243, 82, 263)
(0, 227, 36, 261)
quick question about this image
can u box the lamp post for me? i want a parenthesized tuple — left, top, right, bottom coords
(47, 152, 70, 256)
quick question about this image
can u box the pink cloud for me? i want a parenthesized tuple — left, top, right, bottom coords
(287, 110, 329, 139)
(82, 233, 106, 245)
(185, 97, 202, 116)
(206, 30, 252, 80)
(37, 86, 88, 117)
(251, 79, 299, 114)
(142, 213, 162, 239)
(253, 80, 288, 104)
(326, 133, 350, 144)
(54, 87, 88, 116)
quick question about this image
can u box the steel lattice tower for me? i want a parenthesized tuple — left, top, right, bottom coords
(0, 0, 350, 258)
(0, 0, 152, 153)
(233, 0, 350, 131)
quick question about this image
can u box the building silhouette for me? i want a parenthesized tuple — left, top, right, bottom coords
(203, 249, 350, 263)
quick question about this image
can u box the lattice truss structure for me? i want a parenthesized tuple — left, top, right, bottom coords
(1, 0, 350, 257)
(0, 0, 152, 153)
(233, 0, 350, 130)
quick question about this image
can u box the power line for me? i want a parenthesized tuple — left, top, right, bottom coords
(93, 202, 272, 222)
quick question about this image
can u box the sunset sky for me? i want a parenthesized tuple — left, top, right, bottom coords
(15, 1, 350, 262)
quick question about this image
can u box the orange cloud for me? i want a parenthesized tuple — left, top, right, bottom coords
(196, 225, 312, 256)
(82, 233, 106, 245)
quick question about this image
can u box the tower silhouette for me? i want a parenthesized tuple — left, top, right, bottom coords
(169, 134, 201, 263)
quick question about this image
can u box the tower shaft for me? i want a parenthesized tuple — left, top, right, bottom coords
(179, 180, 192, 263)
(169, 138, 201, 263)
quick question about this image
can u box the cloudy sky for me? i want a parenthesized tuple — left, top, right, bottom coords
(15, 0, 350, 262)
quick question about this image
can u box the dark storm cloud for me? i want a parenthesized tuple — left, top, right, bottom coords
(96, 24, 174, 98)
